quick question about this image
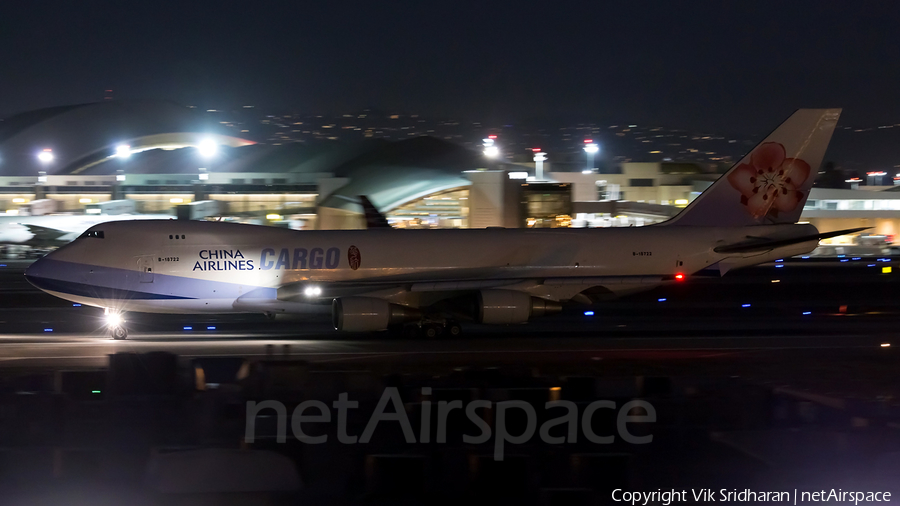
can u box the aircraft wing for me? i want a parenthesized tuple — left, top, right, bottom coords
(13, 224, 71, 247)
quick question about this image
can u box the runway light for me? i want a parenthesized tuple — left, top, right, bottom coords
(881, 343, 891, 348)
(658, 298, 667, 302)
(802, 311, 811, 315)
(115, 144, 131, 158)
(742, 304, 751, 308)
(91, 390, 101, 394)
(207, 326, 216, 330)
(883, 266, 892, 274)
(584, 311, 594, 316)
(771, 279, 780, 283)
(183, 326, 193, 330)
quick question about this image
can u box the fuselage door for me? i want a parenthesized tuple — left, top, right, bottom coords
(138, 255, 154, 283)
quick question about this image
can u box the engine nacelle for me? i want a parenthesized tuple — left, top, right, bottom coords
(476, 290, 562, 324)
(332, 297, 420, 332)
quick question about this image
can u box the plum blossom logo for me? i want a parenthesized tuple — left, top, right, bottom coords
(727, 142, 810, 220)
(348, 245, 361, 270)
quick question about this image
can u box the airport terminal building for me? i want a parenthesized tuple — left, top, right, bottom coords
(2, 101, 899, 243)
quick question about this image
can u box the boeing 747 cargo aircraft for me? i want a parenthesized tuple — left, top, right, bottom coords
(25, 109, 855, 339)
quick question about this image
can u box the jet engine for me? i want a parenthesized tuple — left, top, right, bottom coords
(476, 290, 562, 324)
(332, 297, 421, 332)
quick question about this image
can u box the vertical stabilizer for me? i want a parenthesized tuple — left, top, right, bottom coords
(664, 109, 841, 227)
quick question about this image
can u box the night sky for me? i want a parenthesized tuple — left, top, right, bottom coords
(2, 1, 899, 133)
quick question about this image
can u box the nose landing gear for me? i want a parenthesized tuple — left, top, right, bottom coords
(104, 309, 128, 340)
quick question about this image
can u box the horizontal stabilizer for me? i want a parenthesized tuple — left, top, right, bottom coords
(713, 227, 869, 254)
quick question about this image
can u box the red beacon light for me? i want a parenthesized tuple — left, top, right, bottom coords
(584, 139, 593, 143)
(674, 273, 686, 281)
(488, 135, 497, 139)
(532, 148, 541, 152)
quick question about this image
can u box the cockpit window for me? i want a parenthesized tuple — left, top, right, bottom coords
(79, 230, 104, 239)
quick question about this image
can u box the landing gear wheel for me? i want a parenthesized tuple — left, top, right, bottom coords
(447, 322, 463, 337)
(423, 325, 440, 339)
(110, 325, 127, 340)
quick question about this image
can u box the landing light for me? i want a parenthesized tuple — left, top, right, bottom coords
(115, 144, 131, 158)
(304, 286, 322, 296)
(105, 313, 122, 326)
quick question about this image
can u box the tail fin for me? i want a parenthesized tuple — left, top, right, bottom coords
(358, 195, 391, 229)
(664, 108, 841, 227)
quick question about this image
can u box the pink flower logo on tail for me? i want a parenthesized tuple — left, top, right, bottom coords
(727, 142, 810, 220)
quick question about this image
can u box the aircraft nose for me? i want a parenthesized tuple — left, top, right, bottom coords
(24, 251, 60, 290)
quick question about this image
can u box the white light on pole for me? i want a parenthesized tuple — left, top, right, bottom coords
(484, 145, 499, 158)
(37, 149, 54, 164)
(533, 150, 547, 180)
(197, 138, 218, 158)
(583, 140, 599, 172)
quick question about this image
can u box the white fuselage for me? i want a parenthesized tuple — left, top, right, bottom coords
(25, 220, 819, 314)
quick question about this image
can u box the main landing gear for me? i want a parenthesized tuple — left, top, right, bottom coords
(403, 316, 463, 339)
(105, 309, 128, 340)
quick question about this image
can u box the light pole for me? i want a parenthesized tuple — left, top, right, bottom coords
(583, 140, 599, 173)
(532, 149, 547, 180)
(37, 148, 54, 165)
(483, 135, 499, 158)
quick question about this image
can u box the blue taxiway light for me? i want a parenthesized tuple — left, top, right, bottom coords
(837, 255, 846, 258)
(852, 257, 861, 260)
(43, 328, 52, 332)
(583, 311, 594, 316)
(801, 256, 809, 259)
(775, 265, 784, 268)
(658, 298, 667, 302)
(207, 326, 216, 330)
(840, 259, 848, 262)
(742, 304, 751, 308)
(72, 303, 81, 307)
(869, 264, 877, 267)
(0, 264, 6, 267)
(802, 311, 811, 315)
(183, 326, 193, 330)
(775, 259, 784, 262)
